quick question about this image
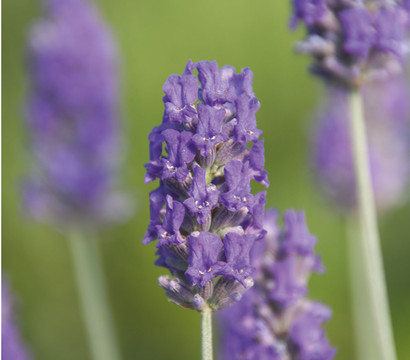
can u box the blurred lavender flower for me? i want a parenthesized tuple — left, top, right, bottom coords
(2, 280, 31, 360)
(291, 0, 410, 85)
(23, 0, 130, 226)
(144, 60, 269, 311)
(313, 77, 410, 213)
(219, 210, 336, 360)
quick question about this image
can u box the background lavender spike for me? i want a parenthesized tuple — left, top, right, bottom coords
(2, 279, 31, 360)
(219, 209, 336, 360)
(313, 77, 410, 213)
(22, 1, 127, 360)
(23, 0, 130, 227)
(291, 0, 410, 85)
(143, 60, 269, 312)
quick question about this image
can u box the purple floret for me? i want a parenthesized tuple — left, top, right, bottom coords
(282, 211, 317, 255)
(192, 104, 228, 156)
(143, 187, 167, 244)
(290, 302, 337, 360)
(195, 61, 237, 106)
(183, 165, 220, 224)
(144, 125, 166, 183)
(292, 0, 328, 28)
(248, 139, 269, 187)
(233, 94, 262, 144)
(270, 257, 307, 307)
(220, 160, 254, 212)
(163, 73, 198, 125)
(195, 60, 255, 106)
(185, 232, 225, 287)
(374, 8, 407, 57)
(156, 195, 186, 247)
(222, 232, 256, 286)
(340, 8, 376, 59)
(161, 129, 196, 183)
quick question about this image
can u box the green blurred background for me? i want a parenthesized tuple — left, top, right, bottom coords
(3, 0, 410, 359)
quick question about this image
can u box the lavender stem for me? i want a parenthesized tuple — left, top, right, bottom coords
(201, 307, 213, 360)
(347, 217, 380, 360)
(348, 90, 397, 360)
(69, 229, 121, 360)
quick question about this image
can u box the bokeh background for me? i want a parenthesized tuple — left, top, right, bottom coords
(3, 0, 410, 359)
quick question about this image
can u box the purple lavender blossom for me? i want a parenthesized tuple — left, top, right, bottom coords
(23, 0, 129, 226)
(2, 280, 31, 360)
(145, 60, 268, 311)
(313, 78, 410, 213)
(183, 165, 220, 225)
(292, 0, 410, 85)
(186, 232, 225, 288)
(219, 210, 336, 360)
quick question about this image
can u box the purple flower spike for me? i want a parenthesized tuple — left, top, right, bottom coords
(24, 0, 130, 226)
(222, 232, 256, 286)
(191, 104, 228, 156)
(184, 165, 220, 224)
(156, 195, 186, 247)
(163, 74, 198, 125)
(221, 160, 254, 212)
(2, 279, 31, 360)
(186, 232, 224, 288)
(219, 209, 335, 359)
(292, 0, 410, 84)
(161, 129, 196, 183)
(144, 61, 267, 311)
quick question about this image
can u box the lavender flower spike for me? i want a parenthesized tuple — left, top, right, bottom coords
(313, 78, 410, 213)
(24, 0, 130, 227)
(219, 210, 336, 360)
(292, 3, 405, 359)
(23, 2, 125, 360)
(2, 279, 31, 360)
(144, 60, 268, 313)
(292, 0, 410, 85)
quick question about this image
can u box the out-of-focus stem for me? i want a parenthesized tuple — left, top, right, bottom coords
(69, 229, 121, 360)
(348, 90, 396, 360)
(201, 307, 213, 360)
(347, 217, 380, 360)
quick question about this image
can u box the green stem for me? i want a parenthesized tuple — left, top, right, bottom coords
(69, 229, 121, 360)
(201, 307, 213, 360)
(348, 90, 396, 360)
(347, 217, 380, 360)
